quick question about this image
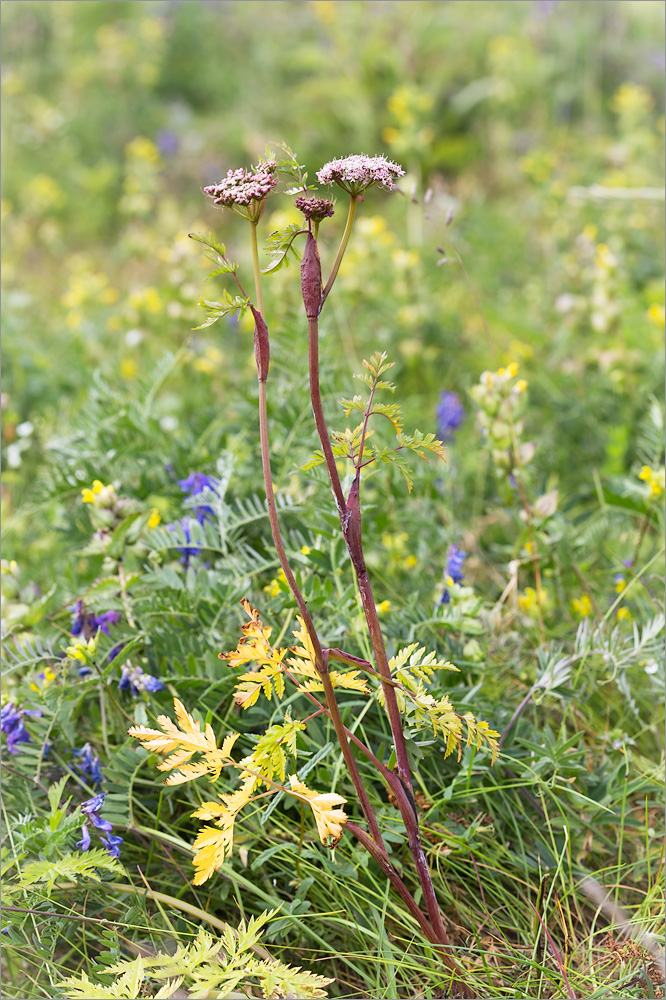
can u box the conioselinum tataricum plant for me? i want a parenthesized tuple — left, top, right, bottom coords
(129, 147, 500, 998)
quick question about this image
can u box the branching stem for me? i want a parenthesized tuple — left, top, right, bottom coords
(322, 194, 357, 304)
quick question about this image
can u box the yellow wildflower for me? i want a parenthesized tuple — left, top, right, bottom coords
(572, 594, 593, 618)
(518, 586, 548, 613)
(100, 286, 119, 305)
(193, 358, 216, 375)
(616, 607, 632, 622)
(647, 304, 665, 328)
(148, 508, 161, 529)
(382, 126, 401, 146)
(120, 358, 138, 379)
(403, 555, 418, 569)
(506, 362, 519, 378)
(129, 286, 162, 314)
(24, 174, 66, 212)
(514, 379, 528, 393)
(639, 465, 665, 499)
(376, 600, 391, 615)
(610, 82, 653, 117)
(125, 136, 162, 166)
(300, 545, 311, 555)
(66, 635, 97, 663)
(30, 666, 56, 692)
(81, 480, 115, 507)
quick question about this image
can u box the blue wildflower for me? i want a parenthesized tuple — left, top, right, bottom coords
(72, 743, 103, 787)
(1, 702, 41, 754)
(100, 833, 124, 859)
(436, 392, 465, 441)
(178, 472, 216, 496)
(167, 516, 202, 565)
(178, 472, 219, 523)
(109, 641, 126, 662)
(119, 662, 164, 697)
(75, 824, 91, 851)
(96, 610, 122, 635)
(78, 793, 122, 858)
(71, 601, 122, 638)
(440, 545, 467, 604)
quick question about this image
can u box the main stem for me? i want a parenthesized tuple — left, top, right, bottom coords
(307, 316, 413, 795)
(308, 261, 466, 969)
(250, 227, 382, 847)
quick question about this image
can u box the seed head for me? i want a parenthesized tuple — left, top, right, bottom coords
(316, 154, 405, 195)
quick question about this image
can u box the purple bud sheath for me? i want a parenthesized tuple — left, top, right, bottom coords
(250, 305, 270, 382)
(301, 232, 323, 320)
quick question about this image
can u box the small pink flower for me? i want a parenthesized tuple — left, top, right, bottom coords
(316, 154, 405, 195)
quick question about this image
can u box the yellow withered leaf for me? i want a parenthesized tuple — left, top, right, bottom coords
(220, 598, 288, 670)
(191, 825, 234, 885)
(289, 777, 348, 845)
(128, 698, 240, 784)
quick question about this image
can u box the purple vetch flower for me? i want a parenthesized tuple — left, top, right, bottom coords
(440, 544, 467, 604)
(178, 472, 219, 523)
(178, 472, 216, 496)
(100, 833, 124, 859)
(203, 162, 278, 221)
(119, 662, 164, 697)
(78, 793, 123, 858)
(96, 610, 122, 635)
(72, 742, 103, 787)
(167, 516, 202, 564)
(1, 702, 41, 754)
(295, 195, 335, 222)
(71, 600, 122, 639)
(447, 545, 467, 583)
(76, 824, 91, 851)
(316, 154, 405, 195)
(109, 642, 126, 663)
(436, 391, 465, 440)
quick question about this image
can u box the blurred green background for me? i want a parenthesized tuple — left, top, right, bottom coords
(2, 0, 664, 577)
(1, 8, 664, 998)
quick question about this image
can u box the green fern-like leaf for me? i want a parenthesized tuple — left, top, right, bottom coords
(16, 849, 124, 891)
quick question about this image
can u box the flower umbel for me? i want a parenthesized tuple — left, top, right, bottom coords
(203, 162, 278, 222)
(316, 154, 405, 195)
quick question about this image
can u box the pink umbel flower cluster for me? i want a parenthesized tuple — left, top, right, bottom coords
(316, 154, 405, 195)
(203, 162, 278, 220)
(295, 195, 335, 222)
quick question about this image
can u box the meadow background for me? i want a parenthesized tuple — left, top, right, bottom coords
(1, 2, 664, 998)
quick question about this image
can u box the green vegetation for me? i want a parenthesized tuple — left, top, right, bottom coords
(2, 3, 664, 998)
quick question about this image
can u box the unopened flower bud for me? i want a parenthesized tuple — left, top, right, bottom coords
(295, 196, 335, 223)
(301, 232, 323, 319)
(250, 306, 270, 382)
